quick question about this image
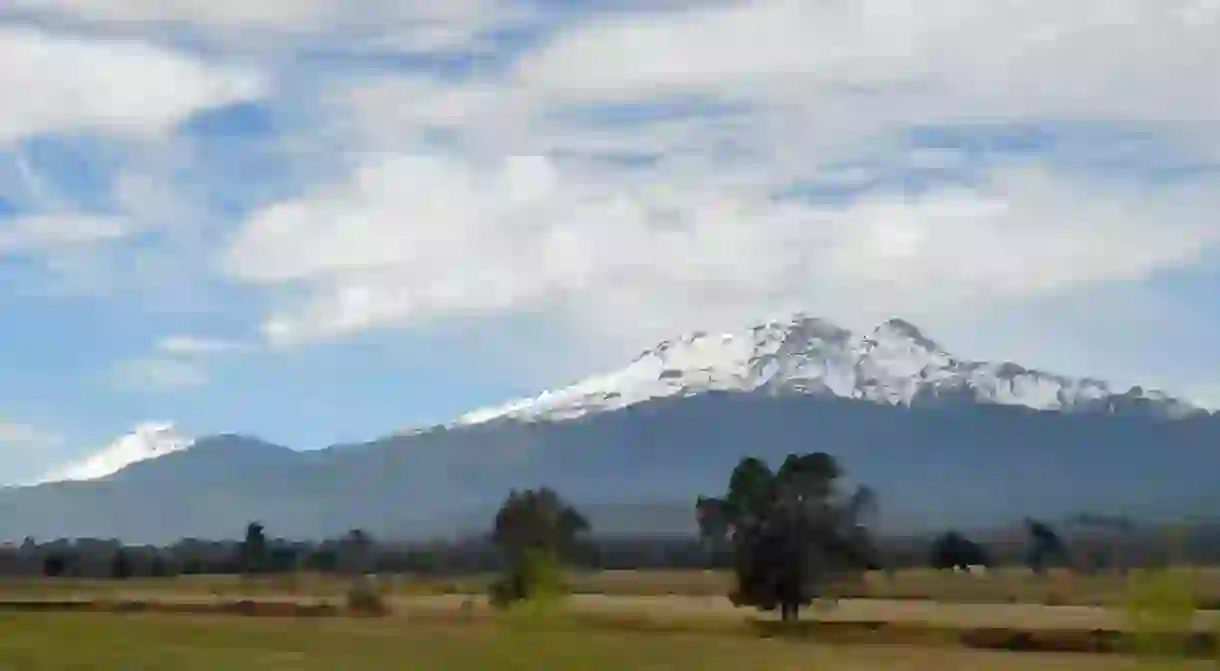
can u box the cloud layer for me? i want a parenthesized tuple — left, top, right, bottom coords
(1, 0, 1219, 468)
(212, 0, 1220, 355)
(0, 25, 261, 142)
(221, 153, 1220, 353)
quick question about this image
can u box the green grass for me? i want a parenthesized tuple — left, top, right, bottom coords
(0, 612, 1190, 670)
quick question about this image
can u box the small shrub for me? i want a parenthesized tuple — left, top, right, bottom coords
(1043, 587, 1068, 606)
(1124, 568, 1199, 664)
(345, 575, 390, 616)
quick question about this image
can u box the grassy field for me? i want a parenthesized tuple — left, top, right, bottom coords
(7, 567, 1220, 607)
(0, 568, 1216, 667)
(0, 612, 1200, 670)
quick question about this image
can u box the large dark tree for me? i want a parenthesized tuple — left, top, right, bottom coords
(341, 528, 374, 576)
(929, 531, 989, 571)
(240, 521, 268, 574)
(110, 548, 133, 579)
(1025, 518, 1069, 574)
(42, 553, 68, 577)
(489, 487, 589, 607)
(697, 452, 879, 623)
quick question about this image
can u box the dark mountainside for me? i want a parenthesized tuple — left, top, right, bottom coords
(0, 393, 1216, 544)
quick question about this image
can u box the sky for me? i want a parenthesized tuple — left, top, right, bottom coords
(1, 0, 1219, 485)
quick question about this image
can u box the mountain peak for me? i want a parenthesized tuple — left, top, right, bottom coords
(870, 317, 942, 352)
(456, 312, 1205, 425)
(34, 422, 194, 485)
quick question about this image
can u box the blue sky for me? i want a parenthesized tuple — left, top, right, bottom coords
(1, 0, 1219, 484)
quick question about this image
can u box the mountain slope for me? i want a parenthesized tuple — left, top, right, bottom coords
(457, 315, 1203, 425)
(0, 314, 1214, 543)
(4, 391, 1213, 543)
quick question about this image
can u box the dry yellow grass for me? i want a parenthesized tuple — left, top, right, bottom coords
(8, 566, 1220, 607)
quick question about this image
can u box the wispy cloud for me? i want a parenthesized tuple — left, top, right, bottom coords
(209, 0, 1217, 363)
(0, 25, 262, 142)
(107, 334, 250, 391)
(4, 0, 538, 55)
(108, 357, 208, 391)
(0, 214, 133, 252)
(0, 422, 61, 448)
(156, 335, 247, 355)
(220, 152, 1220, 352)
(516, 0, 1220, 121)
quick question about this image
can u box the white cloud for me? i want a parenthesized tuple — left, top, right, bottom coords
(0, 215, 134, 253)
(156, 335, 246, 355)
(0, 25, 263, 142)
(11, 0, 1208, 398)
(516, 0, 1220, 123)
(109, 357, 208, 390)
(6, 0, 531, 53)
(257, 0, 1220, 364)
(220, 148, 1220, 354)
(34, 421, 192, 484)
(8, 0, 332, 29)
(1196, 389, 1220, 411)
(106, 335, 248, 390)
(0, 422, 61, 447)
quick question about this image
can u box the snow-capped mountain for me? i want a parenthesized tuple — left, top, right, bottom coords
(34, 422, 194, 485)
(3, 317, 1216, 542)
(457, 314, 1204, 425)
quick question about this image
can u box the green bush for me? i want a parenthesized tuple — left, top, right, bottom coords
(489, 549, 569, 611)
(1124, 569, 1198, 665)
(345, 575, 390, 615)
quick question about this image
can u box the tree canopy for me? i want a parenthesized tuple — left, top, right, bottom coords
(929, 531, 989, 570)
(489, 487, 589, 608)
(1025, 518, 1069, 574)
(492, 487, 589, 559)
(696, 452, 879, 622)
(240, 521, 268, 574)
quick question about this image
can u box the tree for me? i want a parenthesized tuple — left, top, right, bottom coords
(929, 531, 989, 571)
(489, 487, 589, 607)
(1025, 518, 1068, 574)
(696, 452, 879, 623)
(42, 553, 67, 578)
(241, 521, 268, 574)
(110, 548, 133, 579)
(304, 546, 339, 573)
(148, 553, 170, 577)
(340, 528, 374, 576)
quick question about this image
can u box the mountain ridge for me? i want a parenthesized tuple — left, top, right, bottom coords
(455, 314, 1206, 426)
(3, 313, 1214, 543)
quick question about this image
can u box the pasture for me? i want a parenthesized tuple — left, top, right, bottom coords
(0, 612, 1205, 670)
(1, 568, 1216, 668)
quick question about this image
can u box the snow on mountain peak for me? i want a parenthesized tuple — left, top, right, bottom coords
(34, 422, 194, 485)
(455, 314, 1205, 425)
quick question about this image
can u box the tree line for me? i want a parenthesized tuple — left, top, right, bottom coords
(1, 452, 1216, 610)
